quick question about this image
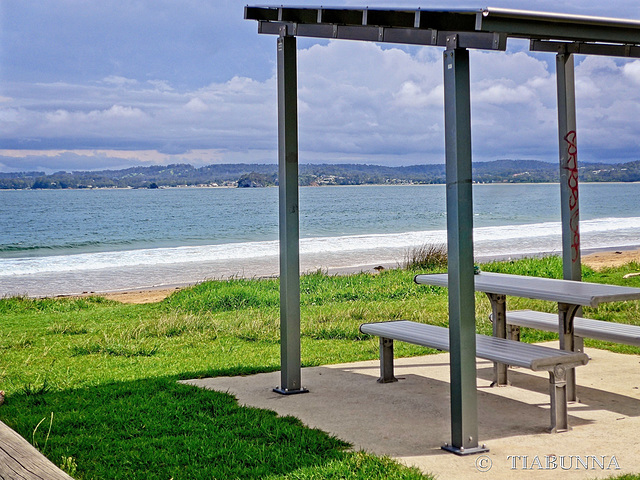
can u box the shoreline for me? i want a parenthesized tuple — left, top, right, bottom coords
(67, 245, 640, 304)
(4, 181, 640, 192)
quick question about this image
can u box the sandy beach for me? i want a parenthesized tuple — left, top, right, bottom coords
(92, 247, 640, 304)
(580, 246, 640, 270)
(99, 286, 185, 304)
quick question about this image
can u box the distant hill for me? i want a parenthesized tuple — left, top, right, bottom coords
(1, 159, 639, 189)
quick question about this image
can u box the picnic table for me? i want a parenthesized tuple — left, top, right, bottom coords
(414, 271, 640, 401)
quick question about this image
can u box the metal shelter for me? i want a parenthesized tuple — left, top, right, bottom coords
(244, 6, 640, 454)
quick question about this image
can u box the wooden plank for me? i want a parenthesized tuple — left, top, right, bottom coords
(0, 421, 73, 480)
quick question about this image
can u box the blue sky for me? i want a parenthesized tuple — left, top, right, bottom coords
(2, 1, 640, 172)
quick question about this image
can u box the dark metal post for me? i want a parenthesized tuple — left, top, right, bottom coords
(274, 32, 307, 395)
(556, 52, 581, 402)
(442, 39, 487, 455)
(557, 52, 581, 283)
(378, 338, 398, 383)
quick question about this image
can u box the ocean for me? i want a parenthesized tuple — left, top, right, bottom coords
(1, 183, 639, 297)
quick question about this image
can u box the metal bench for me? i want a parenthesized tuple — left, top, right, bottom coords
(505, 309, 640, 353)
(359, 320, 590, 433)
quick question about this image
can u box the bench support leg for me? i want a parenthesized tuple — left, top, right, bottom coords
(574, 336, 584, 353)
(548, 365, 570, 433)
(508, 324, 520, 342)
(378, 337, 398, 383)
(487, 293, 510, 386)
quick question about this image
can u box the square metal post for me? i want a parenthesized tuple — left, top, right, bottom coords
(556, 52, 582, 284)
(274, 32, 307, 395)
(441, 41, 487, 455)
(557, 52, 580, 402)
(378, 337, 398, 384)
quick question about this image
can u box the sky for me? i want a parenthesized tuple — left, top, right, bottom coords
(2, 1, 640, 173)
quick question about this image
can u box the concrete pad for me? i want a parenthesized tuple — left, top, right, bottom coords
(182, 343, 640, 479)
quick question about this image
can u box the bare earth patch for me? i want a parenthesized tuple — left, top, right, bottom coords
(582, 248, 640, 271)
(100, 288, 182, 304)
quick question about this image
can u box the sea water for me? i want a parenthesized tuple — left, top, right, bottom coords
(1, 183, 639, 296)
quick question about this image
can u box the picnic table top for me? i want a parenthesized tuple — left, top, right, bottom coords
(414, 271, 640, 307)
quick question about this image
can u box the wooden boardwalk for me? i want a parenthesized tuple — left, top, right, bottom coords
(0, 421, 73, 480)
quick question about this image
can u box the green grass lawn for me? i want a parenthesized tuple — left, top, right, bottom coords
(1, 256, 640, 479)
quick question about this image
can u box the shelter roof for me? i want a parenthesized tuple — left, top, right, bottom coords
(245, 6, 640, 56)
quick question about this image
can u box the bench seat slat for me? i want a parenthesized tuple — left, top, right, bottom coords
(506, 310, 640, 346)
(360, 320, 589, 371)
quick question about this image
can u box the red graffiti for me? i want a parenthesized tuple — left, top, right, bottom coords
(563, 131, 580, 263)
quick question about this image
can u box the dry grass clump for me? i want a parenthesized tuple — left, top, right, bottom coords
(403, 243, 448, 271)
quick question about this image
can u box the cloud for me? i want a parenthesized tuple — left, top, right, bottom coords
(185, 98, 209, 113)
(4, 37, 640, 168)
(0, 152, 144, 173)
(3, 0, 640, 171)
(570, 56, 640, 161)
(474, 84, 537, 104)
(0, 149, 237, 173)
(623, 60, 640, 84)
(0, 75, 278, 154)
(393, 81, 443, 108)
(294, 41, 561, 162)
(102, 76, 139, 87)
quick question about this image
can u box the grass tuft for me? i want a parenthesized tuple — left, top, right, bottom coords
(265, 451, 433, 479)
(47, 323, 89, 335)
(164, 278, 280, 313)
(71, 338, 160, 357)
(59, 456, 78, 477)
(20, 379, 50, 397)
(403, 243, 448, 271)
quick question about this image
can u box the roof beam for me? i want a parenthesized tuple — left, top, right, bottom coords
(531, 39, 640, 58)
(257, 21, 506, 50)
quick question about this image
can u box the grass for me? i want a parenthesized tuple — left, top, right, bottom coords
(1, 255, 640, 479)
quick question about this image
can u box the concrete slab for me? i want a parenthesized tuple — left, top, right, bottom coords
(182, 343, 640, 479)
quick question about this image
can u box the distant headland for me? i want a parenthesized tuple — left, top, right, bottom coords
(1, 159, 639, 189)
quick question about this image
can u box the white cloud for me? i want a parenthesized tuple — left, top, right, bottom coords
(294, 41, 562, 162)
(393, 81, 444, 108)
(185, 98, 209, 113)
(102, 105, 147, 119)
(569, 56, 640, 161)
(148, 80, 174, 92)
(102, 76, 139, 87)
(474, 83, 537, 105)
(623, 60, 640, 85)
(0, 108, 21, 124)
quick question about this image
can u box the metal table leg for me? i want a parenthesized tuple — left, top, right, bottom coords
(487, 293, 509, 386)
(558, 302, 580, 401)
